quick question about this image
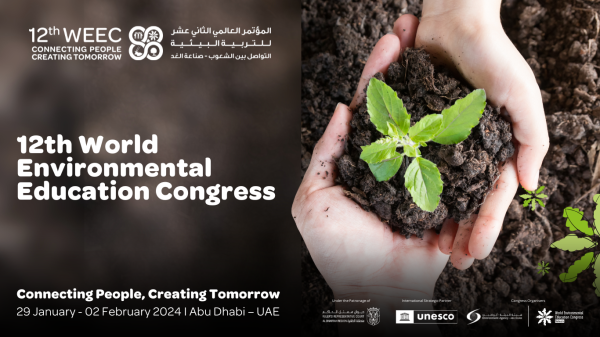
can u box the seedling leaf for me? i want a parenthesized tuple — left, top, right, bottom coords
(537, 261, 550, 275)
(366, 78, 410, 136)
(520, 194, 533, 199)
(362, 79, 487, 212)
(593, 194, 600, 236)
(524, 199, 532, 207)
(559, 252, 595, 283)
(432, 89, 486, 145)
(538, 199, 545, 208)
(551, 234, 597, 252)
(536, 186, 545, 194)
(563, 207, 594, 236)
(360, 138, 399, 164)
(403, 145, 420, 158)
(369, 156, 403, 182)
(408, 114, 443, 143)
(552, 202, 600, 294)
(404, 157, 443, 212)
(386, 122, 401, 138)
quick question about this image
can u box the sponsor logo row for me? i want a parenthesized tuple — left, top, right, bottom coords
(364, 308, 583, 326)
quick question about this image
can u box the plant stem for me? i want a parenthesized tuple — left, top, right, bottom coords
(395, 135, 416, 148)
(395, 135, 419, 157)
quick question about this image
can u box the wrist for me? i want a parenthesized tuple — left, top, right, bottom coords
(418, 0, 504, 59)
(333, 285, 435, 304)
(422, 0, 502, 18)
(422, 0, 502, 29)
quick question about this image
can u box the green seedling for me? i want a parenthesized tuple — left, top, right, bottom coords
(360, 78, 486, 212)
(520, 186, 548, 210)
(550, 197, 600, 296)
(537, 261, 550, 276)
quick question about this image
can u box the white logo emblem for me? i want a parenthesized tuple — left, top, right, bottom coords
(129, 26, 163, 61)
(467, 309, 481, 325)
(366, 307, 380, 326)
(537, 308, 553, 326)
(396, 310, 414, 324)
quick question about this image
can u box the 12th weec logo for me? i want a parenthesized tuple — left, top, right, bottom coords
(129, 26, 163, 60)
(366, 307, 380, 326)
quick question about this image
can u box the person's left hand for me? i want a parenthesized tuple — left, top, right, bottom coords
(292, 16, 448, 308)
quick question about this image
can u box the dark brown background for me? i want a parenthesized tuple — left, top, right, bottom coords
(0, 0, 301, 333)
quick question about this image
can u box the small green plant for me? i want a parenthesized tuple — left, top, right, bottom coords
(520, 186, 548, 210)
(550, 198, 600, 297)
(537, 261, 550, 276)
(360, 78, 486, 212)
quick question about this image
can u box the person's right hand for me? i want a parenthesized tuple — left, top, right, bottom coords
(405, 0, 549, 269)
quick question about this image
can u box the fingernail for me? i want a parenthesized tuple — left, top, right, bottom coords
(335, 102, 342, 110)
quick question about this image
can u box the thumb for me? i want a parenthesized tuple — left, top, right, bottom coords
(297, 103, 353, 197)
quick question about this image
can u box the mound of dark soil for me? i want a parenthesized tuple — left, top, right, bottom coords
(337, 48, 514, 238)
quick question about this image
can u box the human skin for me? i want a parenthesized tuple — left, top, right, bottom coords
(293, 1, 548, 335)
(350, 0, 547, 270)
(413, 0, 548, 269)
(293, 16, 447, 336)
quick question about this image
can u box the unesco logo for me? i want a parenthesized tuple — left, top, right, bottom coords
(128, 26, 163, 61)
(396, 310, 457, 324)
(396, 310, 414, 324)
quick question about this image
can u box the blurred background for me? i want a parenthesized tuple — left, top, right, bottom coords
(0, 0, 300, 332)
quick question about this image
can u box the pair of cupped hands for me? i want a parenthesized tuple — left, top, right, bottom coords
(292, 7, 549, 301)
